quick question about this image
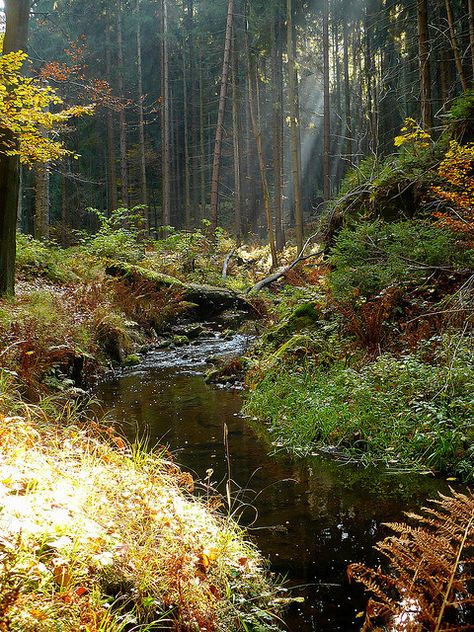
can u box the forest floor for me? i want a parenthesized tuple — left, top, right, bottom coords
(2, 118, 474, 628)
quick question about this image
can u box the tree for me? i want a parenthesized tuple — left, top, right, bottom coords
(417, 0, 432, 130)
(0, 0, 30, 297)
(209, 0, 234, 233)
(287, 0, 303, 253)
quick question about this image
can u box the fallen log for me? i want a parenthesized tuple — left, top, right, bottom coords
(247, 233, 325, 294)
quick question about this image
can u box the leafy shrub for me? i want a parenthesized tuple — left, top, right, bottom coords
(16, 234, 76, 282)
(79, 207, 146, 263)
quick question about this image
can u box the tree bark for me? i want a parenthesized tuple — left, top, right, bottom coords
(34, 163, 49, 240)
(105, 14, 118, 212)
(0, 0, 30, 296)
(162, 0, 171, 226)
(287, 0, 303, 253)
(116, 2, 129, 207)
(209, 0, 234, 233)
(136, 0, 148, 219)
(199, 50, 207, 220)
(444, 0, 468, 91)
(231, 40, 242, 244)
(323, 0, 331, 199)
(182, 43, 191, 229)
(272, 9, 285, 251)
(343, 16, 353, 167)
(247, 42, 277, 268)
(417, 0, 433, 130)
(469, 0, 474, 78)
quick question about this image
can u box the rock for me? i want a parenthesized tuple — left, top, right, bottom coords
(123, 353, 141, 366)
(172, 335, 190, 346)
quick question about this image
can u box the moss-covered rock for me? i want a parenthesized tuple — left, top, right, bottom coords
(266, 302, 319, 345)
(123, 353, 141, 366)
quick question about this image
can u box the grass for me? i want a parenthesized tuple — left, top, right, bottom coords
(0, 373, 281, 631)
(244, 335, 474, 480)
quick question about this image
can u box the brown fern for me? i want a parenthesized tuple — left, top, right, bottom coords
(348, 489, 474, 631)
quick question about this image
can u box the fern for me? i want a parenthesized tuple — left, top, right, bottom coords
(348, 489, 474, 631)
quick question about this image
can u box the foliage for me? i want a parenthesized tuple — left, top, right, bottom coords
(0, 50, 93, 165)
(16, 233, 78, 283)
(348, 489, 474, 631)
(329, 219, 470, 300)
(244, 334, 474, 479)
(432, 140, 474, 241)
(0, 383, 281, 631)
(394, 117, 431, 150)
(78, 207, 147, 263)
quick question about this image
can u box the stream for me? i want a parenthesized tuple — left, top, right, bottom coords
(96, 330, 450, 631)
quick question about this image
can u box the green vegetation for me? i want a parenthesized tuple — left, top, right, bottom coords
(245, 339, 473, 479)
(244, 126, 474, 482)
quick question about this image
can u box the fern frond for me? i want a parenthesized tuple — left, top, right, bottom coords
(348, 489, 474, 630)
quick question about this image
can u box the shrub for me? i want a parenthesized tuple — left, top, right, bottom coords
(79, 207, 146, 263)
(16, 234, 76, 283)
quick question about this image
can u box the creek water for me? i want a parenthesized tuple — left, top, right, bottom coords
(96, 332, 450, 631)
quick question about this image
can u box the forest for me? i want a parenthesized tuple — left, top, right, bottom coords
(0, 0, 473, 630)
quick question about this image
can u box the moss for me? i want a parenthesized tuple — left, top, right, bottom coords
(266, 302, 320, 346)
(123, 353, 140, 366)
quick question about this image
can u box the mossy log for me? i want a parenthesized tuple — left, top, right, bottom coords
(105, 263, 256, 316)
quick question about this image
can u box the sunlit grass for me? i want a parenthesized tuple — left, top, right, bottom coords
(0, 376, 281, 631)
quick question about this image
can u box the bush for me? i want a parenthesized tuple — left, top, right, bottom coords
(79, 207, 146, 263)
(16, 234, 76, 283)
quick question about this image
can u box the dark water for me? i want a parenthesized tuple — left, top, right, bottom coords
(96, 333, 450, 631)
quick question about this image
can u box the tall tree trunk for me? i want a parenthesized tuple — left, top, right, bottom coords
(199, 50, 207, 219)
(272, 10, 285, 250)
(105, 14, 118, 212)
(0, 0, 30, 296)
(161, 0, 171, 226)
(247, 57, 277, 268)
(364, 3, 377, 153)
(445, 0, 469, 91)
(287, 0, 303, 252)
(136, 0, 148, 220)
(116, 2, 129, 207)
(417, 0, 433, 130)
(34, 164, 49, 240)
(183, 34, 191, 229)
(343, 16, 353, 167)
(231, 41, 242, 244)
(323, 0, 331, 199)
(209, 0, 234, 233)
(469, 0, 474, 78)
(187, 0, 200, 223)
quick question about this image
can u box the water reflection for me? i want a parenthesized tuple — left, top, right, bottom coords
(96, 337, 451, 631)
